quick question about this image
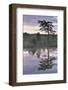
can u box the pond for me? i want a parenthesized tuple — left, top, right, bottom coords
(23, 48, 57, 75)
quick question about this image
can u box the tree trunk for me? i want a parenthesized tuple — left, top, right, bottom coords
(47, 30, 49, 61)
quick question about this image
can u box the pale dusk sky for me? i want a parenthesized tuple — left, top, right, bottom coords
(23, 15, 58, 34)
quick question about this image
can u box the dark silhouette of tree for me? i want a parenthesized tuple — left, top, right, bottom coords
(23, 32, 29, 36)
(38, 57, 57, 70)
(38, 20, 56, 62)
(36, 32, 41, 40)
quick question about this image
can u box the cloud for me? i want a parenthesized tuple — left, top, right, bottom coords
(23, 15, 57, 34)
(23, 15, 58, 26)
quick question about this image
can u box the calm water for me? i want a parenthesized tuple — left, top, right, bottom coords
(23, 48, 57, 75)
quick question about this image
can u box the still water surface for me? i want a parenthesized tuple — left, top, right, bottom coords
(23, 48, 57, 75)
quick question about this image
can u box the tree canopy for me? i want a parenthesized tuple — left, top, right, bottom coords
(38, 20, 56, 34)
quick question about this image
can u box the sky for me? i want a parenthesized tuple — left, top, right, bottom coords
(23, 15, 58, 34)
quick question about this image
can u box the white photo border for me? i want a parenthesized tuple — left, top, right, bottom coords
(16, 8, 64, 82)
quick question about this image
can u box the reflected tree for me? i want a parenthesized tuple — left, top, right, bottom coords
(38, 57, 57, 70)
(36, 49, 41, 58)
(29, 48, 36, 55)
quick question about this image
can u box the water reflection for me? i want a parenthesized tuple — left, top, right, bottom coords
(24, 48, 57, 71)
(38, 56, 57, 70)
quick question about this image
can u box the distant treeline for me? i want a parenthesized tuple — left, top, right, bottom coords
(23, 33, 57, 49)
